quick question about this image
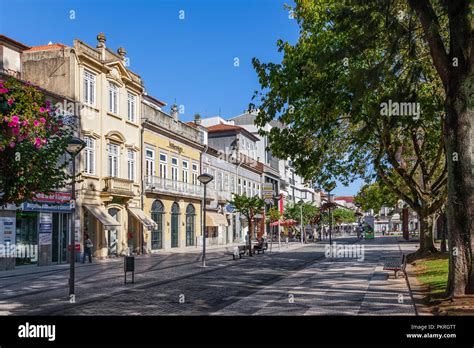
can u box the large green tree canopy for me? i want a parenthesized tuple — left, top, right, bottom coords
(252, 0, 472, 296)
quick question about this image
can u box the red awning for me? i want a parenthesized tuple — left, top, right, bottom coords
(270, 219, 297, 227)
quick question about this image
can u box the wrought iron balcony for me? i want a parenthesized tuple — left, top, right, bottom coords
(145, 176, 205, 199)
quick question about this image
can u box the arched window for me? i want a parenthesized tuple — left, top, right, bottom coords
(151, 200, 164, 250)
(186, 204, 195, 246)
(171, 202, 180, 248)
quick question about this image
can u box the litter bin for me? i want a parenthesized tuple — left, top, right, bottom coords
(124, 256, 135, 284)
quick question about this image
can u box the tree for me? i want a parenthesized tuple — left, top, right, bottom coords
(332, 209, 356, 225)
(230, 194, 265, 255)
(405, 0, 473, 297)
(251, 0, 473, 296)
(284, 202, 318, 225)
(355, 181, 398, 213)
(0, 78, 73, 206)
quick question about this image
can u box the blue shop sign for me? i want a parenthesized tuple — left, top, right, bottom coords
(22, 202, 73, 213)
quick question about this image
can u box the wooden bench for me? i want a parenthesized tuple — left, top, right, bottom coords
(253, 241, 268, 254)
(227, 245, 246, 260)
(383, 254, 407, 278)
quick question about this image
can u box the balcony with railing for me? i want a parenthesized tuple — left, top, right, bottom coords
(145, 176, 204, 199)
(103, 177, 135, 197)
(142, 104, 201, 143)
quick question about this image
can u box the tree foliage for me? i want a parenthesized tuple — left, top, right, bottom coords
(355, 181, 398, 212)
(0, 78, 73, 206)
(251, 0, 447, 255)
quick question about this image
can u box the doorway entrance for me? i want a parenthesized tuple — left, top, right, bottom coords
(171, 202, 180, 248)
(52, 213, 70, 264)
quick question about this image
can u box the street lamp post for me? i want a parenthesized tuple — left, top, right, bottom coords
(198, 173, 213, 267)
(66, 137, 86, 297)
(325, 181, 336, 246)
(299, 200, 304, 244)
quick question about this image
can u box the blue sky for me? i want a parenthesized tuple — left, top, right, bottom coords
(0, 0, 363, 195)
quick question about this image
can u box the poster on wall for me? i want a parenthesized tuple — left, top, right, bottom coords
(0, 217, 16, 244)
(39, 213, 53, 233)
(39, 233, 52, 245)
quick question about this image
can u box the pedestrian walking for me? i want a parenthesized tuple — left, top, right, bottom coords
(82, 233, 93, 263)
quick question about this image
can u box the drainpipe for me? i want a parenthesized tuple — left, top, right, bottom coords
(140, 119, 147, 255)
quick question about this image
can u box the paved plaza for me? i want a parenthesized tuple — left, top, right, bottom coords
(0, 236, 417, 315)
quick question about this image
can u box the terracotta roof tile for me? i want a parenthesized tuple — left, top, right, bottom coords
(206, 123, 259, 141)
(26, 43, 67, 51)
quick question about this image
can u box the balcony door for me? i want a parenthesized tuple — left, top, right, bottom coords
(145, 148, 155, 184)
(151, 200, 164, 250)
(171, 202, 180, 248)
(185, 204, 195, 246)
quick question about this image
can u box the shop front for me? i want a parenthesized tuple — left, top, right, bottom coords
(13, 192, 73, 267)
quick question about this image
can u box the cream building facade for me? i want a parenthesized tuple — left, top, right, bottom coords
(22, 33, 155, 258)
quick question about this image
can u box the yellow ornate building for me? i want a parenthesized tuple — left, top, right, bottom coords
(22, 33, 155, 258)
(142, 96, 205, 250)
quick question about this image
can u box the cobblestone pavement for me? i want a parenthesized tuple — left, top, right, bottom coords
(0, 236, 417, 315)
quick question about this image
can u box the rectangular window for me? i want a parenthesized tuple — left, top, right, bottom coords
(83, 70, 95, 106)
(182, 160, 189, 183)
(192, 163, 198, 185)
(159, 153, 167, 179)
(231, 175, 235, 193)
(107, 143, 119, 177)
(238, 178, 242, 195)
(108, 82, 118, 114)
(171, 157, 179, 182)
(145, 148, 155, 177)
(127, 92, 136, 122)
(210, 169, 216, 189)
(224, 174, 229, 192)
(218, 171, 223, 191)
(84, 137, 95, 175)
(127, 149, 135, 181)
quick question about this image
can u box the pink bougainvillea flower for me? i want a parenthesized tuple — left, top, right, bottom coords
(34, 137, 42, 148)
(39, 107, 47, 113)
(9, 142, 15, 148)
(0, 88, 9, 94)
(33, 120, 40, 127)
(12, 127, 20, 135)
(8, 116, 19, 128)
(45, 100, 51, 108)
(7, 99, 14, 106)
(40, 117, 46, 124)
(22, 120, 29, 126)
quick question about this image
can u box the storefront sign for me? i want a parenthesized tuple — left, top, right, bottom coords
(33, 192, 71, 204)
(22, 202, 72, 212)
(0, 217, 16, 244)
(262, 184, 274, 203)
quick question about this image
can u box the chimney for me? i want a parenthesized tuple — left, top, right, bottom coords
(170, 104, 179, 121)
(194, 113, 201, 126)
(117, 47, 126, 62)
(96, 32, 106, 60)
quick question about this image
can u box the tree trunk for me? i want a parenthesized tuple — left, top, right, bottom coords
(417, 208, 438, 255)
(440, 212, 447, 253)
(248, 218, 253, 256)
(445, 74, 473, 296)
